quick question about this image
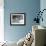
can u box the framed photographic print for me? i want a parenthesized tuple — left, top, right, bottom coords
(10, 13, 26, 26)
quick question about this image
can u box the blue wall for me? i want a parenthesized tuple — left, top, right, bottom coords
(40, 0, 46, 27)
(4, 0, 40, 42)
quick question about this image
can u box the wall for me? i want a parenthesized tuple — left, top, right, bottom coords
(4, 0, 40, 42)
(0, 0, 4, 42)
(40, 0, 46, 27)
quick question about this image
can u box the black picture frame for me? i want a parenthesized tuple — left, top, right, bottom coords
(10, 13, 26, 26)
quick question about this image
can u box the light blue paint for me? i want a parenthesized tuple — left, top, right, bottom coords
(4, 0, 40, 42)
(40, 0, 46, 27)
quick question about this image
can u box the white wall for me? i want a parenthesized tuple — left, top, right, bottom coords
(0, 0, 4, 42)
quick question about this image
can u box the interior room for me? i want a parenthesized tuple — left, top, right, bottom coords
(0, 0, 46, 46)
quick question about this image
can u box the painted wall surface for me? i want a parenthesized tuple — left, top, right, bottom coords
(40, 0, 46, 27)
(4, 0, 40, 42)
(0, 0, 4, 42)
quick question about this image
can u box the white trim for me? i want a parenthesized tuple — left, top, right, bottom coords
(0, 0, 4, 42)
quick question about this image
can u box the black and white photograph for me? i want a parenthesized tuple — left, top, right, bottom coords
(10, 13, 26, 25)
